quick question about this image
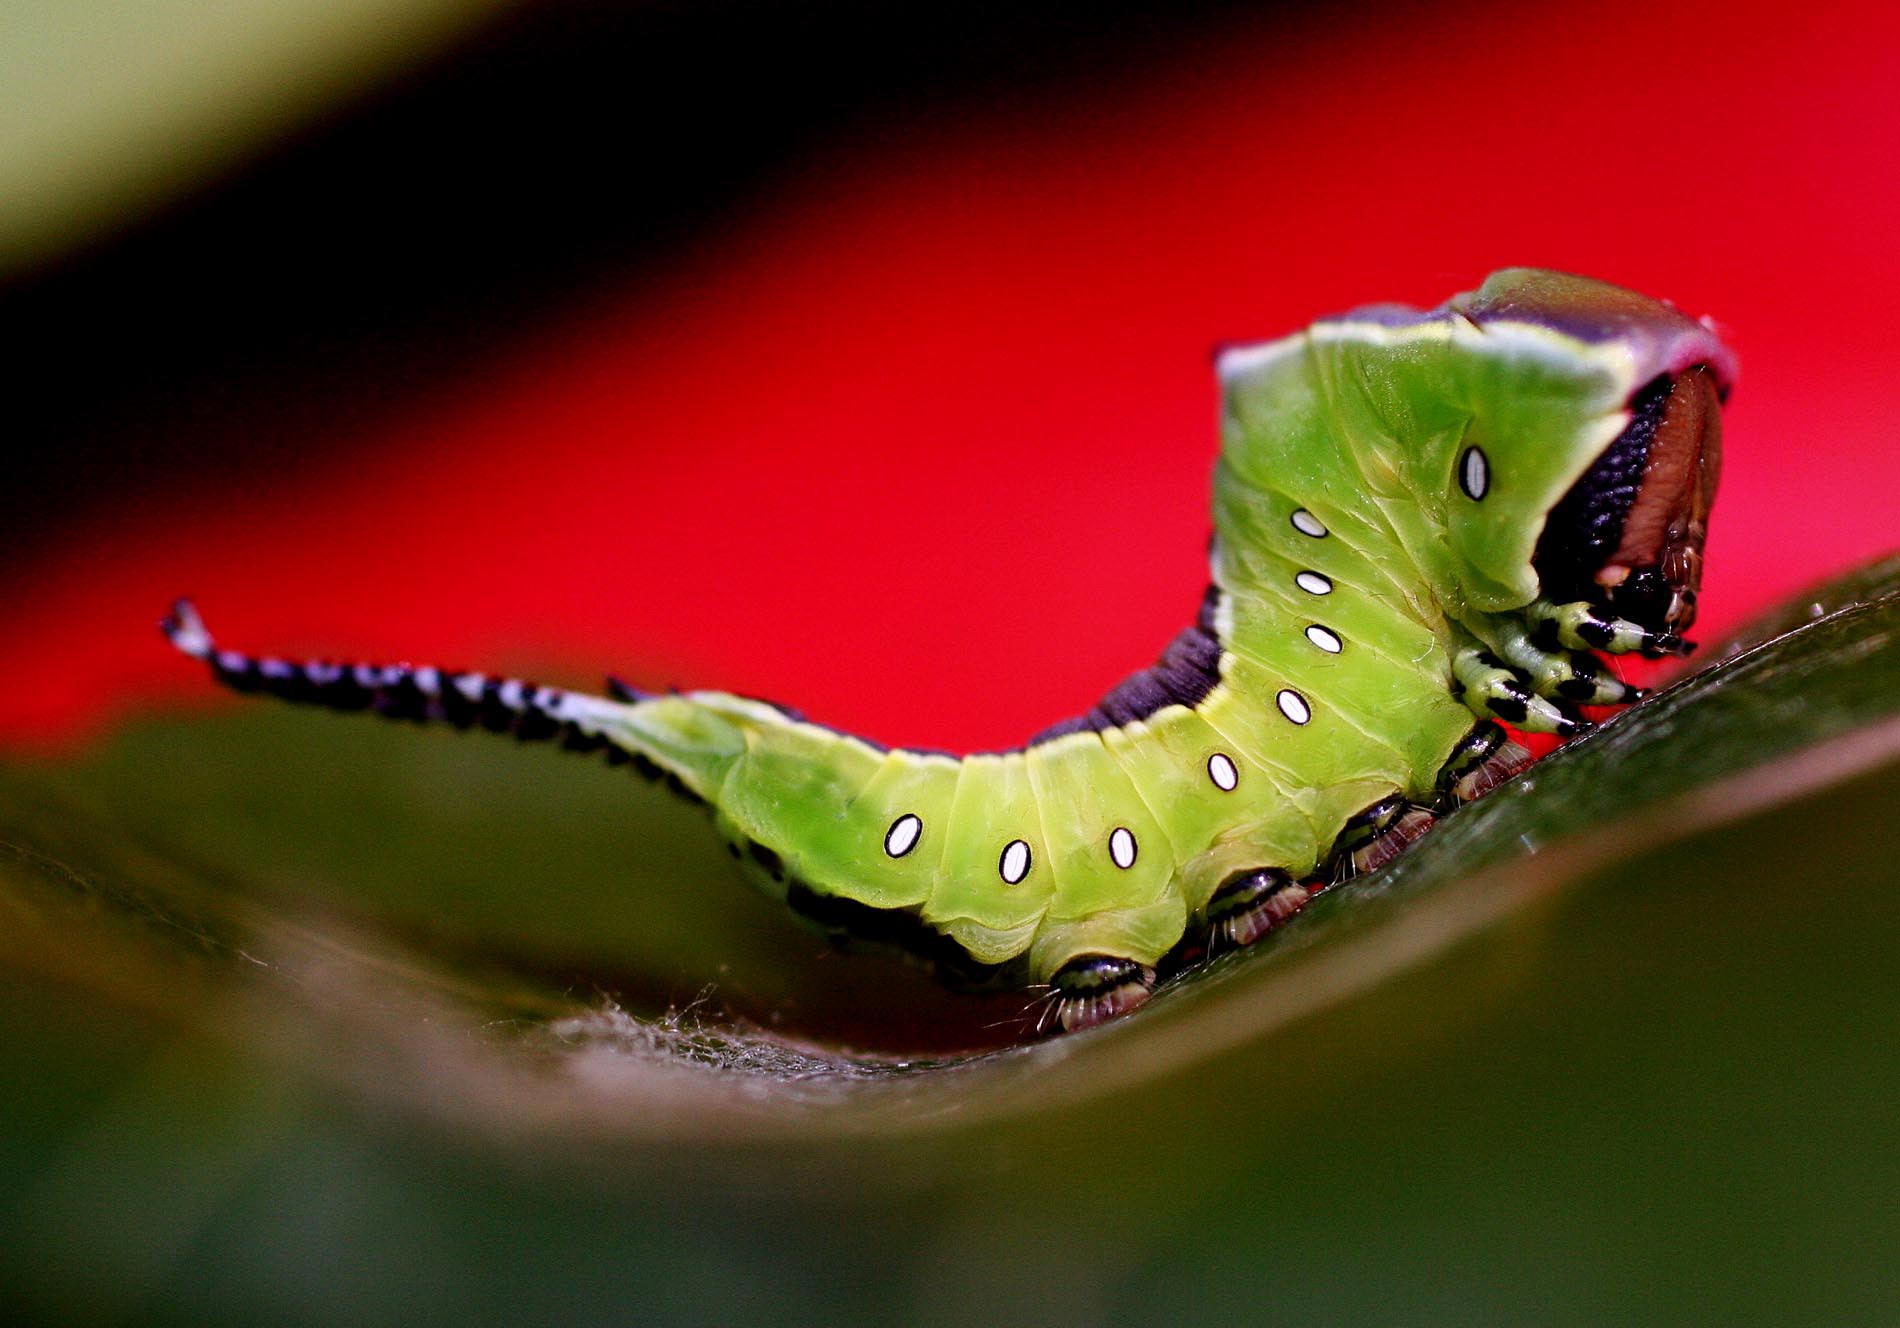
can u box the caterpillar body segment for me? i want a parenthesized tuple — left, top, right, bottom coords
(163, 269, 1733, 1036)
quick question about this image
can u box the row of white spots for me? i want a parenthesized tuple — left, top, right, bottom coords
(1289, 505, 1338, 665)
(872, 517, 1339, 875)
(1287, 510, 1339, 716)
(875, 497, 1350, 877)
(877, 691, 1317, 873)
(882, 815, 1141, 880)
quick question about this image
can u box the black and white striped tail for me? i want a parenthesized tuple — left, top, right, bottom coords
(161, 598, 632, 757)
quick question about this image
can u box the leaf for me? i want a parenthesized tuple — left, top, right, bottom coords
(2, 555, 1898, 1324)
(0, 0, 505, 272)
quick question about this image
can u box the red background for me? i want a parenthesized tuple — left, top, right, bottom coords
(4, 0, 1895, 752)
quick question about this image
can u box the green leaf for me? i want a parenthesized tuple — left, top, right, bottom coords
(2, 555, 1897, 1324)
(0, 0, 507, 272)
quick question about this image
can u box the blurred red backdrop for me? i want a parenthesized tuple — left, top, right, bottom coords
(3, 0, 1895, 751)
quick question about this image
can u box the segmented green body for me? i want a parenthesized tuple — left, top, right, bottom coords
(591, 270, 1730, 980)
(165, 269, 1735, 1017)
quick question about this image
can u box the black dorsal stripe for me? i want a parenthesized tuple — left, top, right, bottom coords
(1196, 582, 1221, 633)
(1027, 609, 1223, 746)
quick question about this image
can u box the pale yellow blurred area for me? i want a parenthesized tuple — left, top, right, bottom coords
(0, 0, 514, 274)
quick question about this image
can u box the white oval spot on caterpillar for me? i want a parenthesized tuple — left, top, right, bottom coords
(1459, 446, 1490, 500)
(1304, 624, 1343, 654)
(1207, 752, 1239, 791)
(1276, 689, 1312, 724)
(1290, 508, 1329, 538)
(884, 813, 922, 858)
(1295, 570, 1333, 596)
(999, 838, 1032, 884)
(1109, 826, 1138, 870)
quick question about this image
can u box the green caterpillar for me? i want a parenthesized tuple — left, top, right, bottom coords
(164, 269, 1733, 1033)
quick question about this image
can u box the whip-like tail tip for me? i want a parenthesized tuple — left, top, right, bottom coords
(162, 597, 213, 660)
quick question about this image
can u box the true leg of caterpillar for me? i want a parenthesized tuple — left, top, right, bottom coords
(1203, 868, 1312, 948)
(1046, 954, 1157, 1034)
(1526, 598, 1689, 659)
(160, 599, 648, 763)
(1329, 794, 1436, 877)
(1451, 646, 1586, 737)
(1488, 621, 1642, 707)
(1432, 720, 1534, 806)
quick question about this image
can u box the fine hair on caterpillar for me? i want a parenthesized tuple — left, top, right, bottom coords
(163, 269, 1734, 1036)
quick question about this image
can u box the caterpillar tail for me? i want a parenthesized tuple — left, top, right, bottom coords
(159, 599, 742, 803)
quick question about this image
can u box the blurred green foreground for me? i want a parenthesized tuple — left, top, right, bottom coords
(1, 557, 1898, 1325)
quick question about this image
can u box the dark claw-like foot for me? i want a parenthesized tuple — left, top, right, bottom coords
(1046, 954, 1156, 1034)
(1351, 806, 1435, 875)
(1205, 868, 1312, 947)
(1326, 792, 1438, 879)
(1327, 793, 1435, 876)
(1330, 794, 1405, 862)
(1434, 720, 1533, 806)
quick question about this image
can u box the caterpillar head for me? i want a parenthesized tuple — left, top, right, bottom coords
(1534, 365, 1725, 637)
(1452, 269, 1736, 641)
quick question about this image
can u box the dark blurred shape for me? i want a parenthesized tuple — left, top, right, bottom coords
(0, 0, 1282, 560)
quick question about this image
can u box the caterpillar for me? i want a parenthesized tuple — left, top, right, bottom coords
(163, 269, 1733, 1034)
